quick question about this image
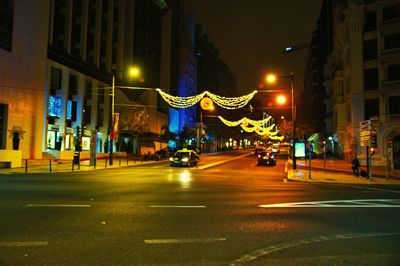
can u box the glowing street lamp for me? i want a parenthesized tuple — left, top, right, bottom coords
(128, 66, 140, 78)
(276, 95, 287, 105)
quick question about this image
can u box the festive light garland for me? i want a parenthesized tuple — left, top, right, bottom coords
(218, 116, 284, 139)
(156, 89, 257, 109)
(218, 116, 272, 127)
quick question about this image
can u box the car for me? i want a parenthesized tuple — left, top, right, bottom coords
(169, 149, 200, 167)
(253, 148, 266, 156)
(257, 151, 277, 166)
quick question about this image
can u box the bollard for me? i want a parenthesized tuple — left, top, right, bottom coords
(49, 159, 52, 173)
(105, 158, 107, 168)
(119, 157, 122, 166)
(25, 159, 28, 173)
(72, 160, 74, 171)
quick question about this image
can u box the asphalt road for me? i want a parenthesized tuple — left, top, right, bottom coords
(1, 154, 400, 265)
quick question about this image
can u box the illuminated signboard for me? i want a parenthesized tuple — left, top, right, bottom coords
(48, 95, 62, 117)
(294, 142, 306, 158)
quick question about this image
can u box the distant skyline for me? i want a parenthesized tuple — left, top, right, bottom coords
(183, 1, 323, 94)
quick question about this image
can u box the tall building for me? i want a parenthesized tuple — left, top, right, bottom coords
(326, 0, 400, 169)
(0, 0, 169, 163)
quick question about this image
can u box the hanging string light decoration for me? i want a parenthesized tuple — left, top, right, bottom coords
(218, 115, 284, 139)
(218, 116, 272, 127)
(206, 91, 258, 109)
(156, 89, 258, 109)
(156, 89, 207, 108)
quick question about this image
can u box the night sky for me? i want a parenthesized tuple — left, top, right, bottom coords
(183, 1, 323, 95)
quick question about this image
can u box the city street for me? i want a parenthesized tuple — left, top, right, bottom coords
(1, 153, 400, 265)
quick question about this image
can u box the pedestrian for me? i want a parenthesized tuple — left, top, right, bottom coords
(351, 155, 360, 177)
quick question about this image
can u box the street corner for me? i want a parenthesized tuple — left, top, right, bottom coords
(287, 169, 307, 181)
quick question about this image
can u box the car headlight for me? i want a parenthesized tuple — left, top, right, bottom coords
(181, 157, 189, 162)
(169, 157, 173, 161)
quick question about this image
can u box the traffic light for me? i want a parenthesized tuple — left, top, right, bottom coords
(370, 147, 377, 156)
(370, 130, 377, 148)
(76, 126, 80, 138)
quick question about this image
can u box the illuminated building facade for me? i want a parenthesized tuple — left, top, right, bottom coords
(326, 0, 400, 169)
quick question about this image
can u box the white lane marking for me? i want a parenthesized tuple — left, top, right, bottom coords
(342, 185, 400, 194)
(0, 241, 48, 247)
(149, 205, 206, 208)
(144, 238, 226, 244)
(259, 199, 400, 208)
(26, 204, 91, 208)
(231, 232, 400, 265)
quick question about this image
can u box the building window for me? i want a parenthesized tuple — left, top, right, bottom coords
(364, 11, 376, 32)
(85, 81, 92, 100)
(52, 0, 67, 49)
(363, 39, 377, 60)
(0, 0, 13, 51)
(387, 64, 400, 81)
(0, 103, 7, 149)
(71, 0, 82, 57)
(389, 96, 400, 117)
(384, 33, 400, 50)
(364, 68, 379, 91)
(50, 67, 62, 94)
(69, 74, 78, 95)
(364, 98, 379, 120)
(383, 4, 400, 21)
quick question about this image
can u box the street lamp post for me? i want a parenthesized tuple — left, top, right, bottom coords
(109, 66, 141, 166)
(265, 73, 296, 170)
(290, 73, 296, 170)
(109, 73, 115, 165)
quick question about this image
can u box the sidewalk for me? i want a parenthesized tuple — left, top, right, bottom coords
(287, 158, 400, 185)
(0, 150, 249, 175)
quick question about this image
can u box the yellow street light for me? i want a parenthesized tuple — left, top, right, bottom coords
(128, 66, 140, 78)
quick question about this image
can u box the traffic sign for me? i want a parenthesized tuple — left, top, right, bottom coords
(360, 140, 369, 147)
(360, 120, 371, 131)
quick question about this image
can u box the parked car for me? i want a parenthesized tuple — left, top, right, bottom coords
(169, 149, 200, 167)
(257, 151, 277, 166)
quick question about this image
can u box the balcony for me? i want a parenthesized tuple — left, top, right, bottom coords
(381, 80, 400, 90)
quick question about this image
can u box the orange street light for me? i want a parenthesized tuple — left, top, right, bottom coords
(276, 95, 287, 105)
(265, 73, 277, 84)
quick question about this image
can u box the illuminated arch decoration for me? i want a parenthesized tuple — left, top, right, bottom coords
(156, 89, 258, 109)
(218, 116, 284, 140)
(218, 116, 272, 127)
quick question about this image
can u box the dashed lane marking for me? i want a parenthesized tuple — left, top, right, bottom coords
(0, 241, 48, 247)
(259, 199, 400, 208)
(25, 204, 91, 208)
(150, 205, 206, 208)
(144, 238, 226, 244)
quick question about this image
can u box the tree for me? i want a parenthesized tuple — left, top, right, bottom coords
(119, 107, 149, 154)
(277, 119, 315, 142)
(177, 125, 194, 148)
(160, 124, 176, 145)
